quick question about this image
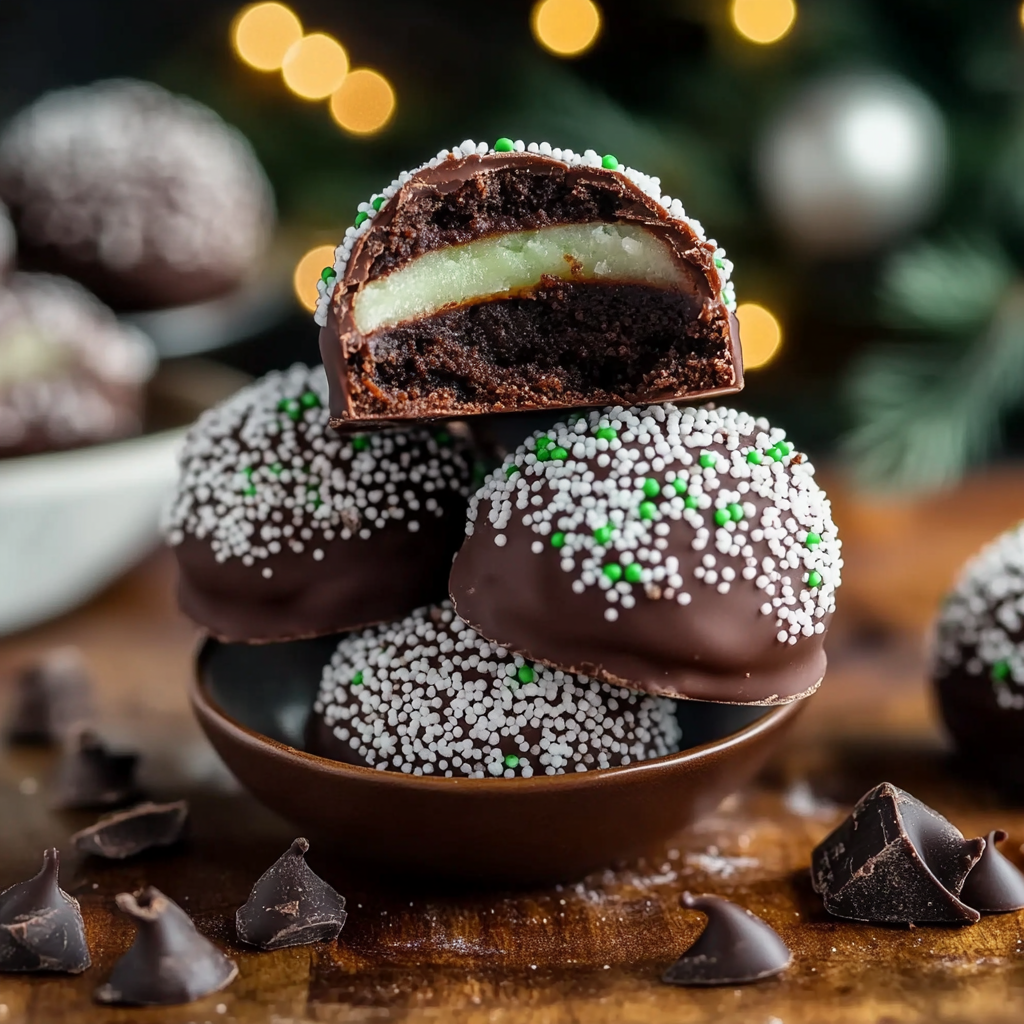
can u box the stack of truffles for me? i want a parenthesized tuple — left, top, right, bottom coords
(167, 140, 843, 779)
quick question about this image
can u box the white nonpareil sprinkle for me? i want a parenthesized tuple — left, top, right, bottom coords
(465, 404, 841, 647)
(934, 524, 1024, 709)
(314, 140, 735, 326)
(312, 602, 682, 778)
(0, 79, 274, 278)
(163, 364, 473, 564)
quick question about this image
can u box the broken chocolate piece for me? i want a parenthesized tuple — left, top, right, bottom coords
(0, 848, 91, 973)
(235, 838, 347, 950)
(960, 830, 1024, 913)
(662, 893, 791, 986)
(94, 887, 237, 1005)
(811, 782, 984, 924)
(5, 647, 94, 744)
(51, 729, 139, 810)
(71, 801, 189, 860)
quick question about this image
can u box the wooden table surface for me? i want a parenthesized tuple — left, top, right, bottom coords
(3, 467, 1024, 1024)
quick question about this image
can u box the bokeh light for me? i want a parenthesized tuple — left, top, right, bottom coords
(281, 33, 349, 100)
(531, 0, 602, 58)
(730, 0, 797, 45)
(736, 302, 783, 369)
(330, 69, 396, 135)
(294, 244, 337, 311)
(231, 3, 303, 71)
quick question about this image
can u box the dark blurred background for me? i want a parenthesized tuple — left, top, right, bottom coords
(5, 0, 1024, 491)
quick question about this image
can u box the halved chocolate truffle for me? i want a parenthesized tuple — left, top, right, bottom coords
(932, 524, 1024, 788)
(164, 364, 476, 642)
(450, 404, 841, 704)
(306, 602, 681, 777)
(316, 139, 741, 425)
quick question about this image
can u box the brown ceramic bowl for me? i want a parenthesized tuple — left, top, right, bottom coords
(192, 637, 808, 886)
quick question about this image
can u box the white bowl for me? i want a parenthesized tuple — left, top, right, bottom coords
(0, 360, 249, 636)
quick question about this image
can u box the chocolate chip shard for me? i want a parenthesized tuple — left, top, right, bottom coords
(661, 893, 791, 986)
(71, 801, 189, 860)
(811, 782, 984, 924)
(5, 647, 94, 744)
(0, 848, 91, 973)
(235, 838, 347, 950)
(94, 888, 237, 1005)
(960, 830, 1024, 913)
(51, 729, 140, 810)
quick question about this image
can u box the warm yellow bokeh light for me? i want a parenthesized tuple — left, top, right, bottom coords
(231, 3, 303, 71)
(294, 244, 337, 311)
(330, 69, 396, 135)
(730, 0, 797, 45)
(531, 0, 602, 57)
(281, 33, 349, 100)
(1020, 0, 1024, 28)
(737, 302, 783, 370)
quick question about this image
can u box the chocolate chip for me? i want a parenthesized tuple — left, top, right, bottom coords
(0, 848, 91, 973)
(71, 801, 189, 860)
(960, 830, 1024, 914)
(94, 888, 237, 1005)
(235, 838, 347, 950)
(661, 893, 791, 986)
(5, 647, 94, 745)
(51, 729, 139, 810)
(811, 782, 984, 924)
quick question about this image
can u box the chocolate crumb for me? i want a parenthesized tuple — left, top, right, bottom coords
(72, 801, 189, 860)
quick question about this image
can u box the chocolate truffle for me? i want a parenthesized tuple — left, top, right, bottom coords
(0, 848, 91, 974)
(51, 729, 140, 810)
(165, 364, 476, 642)
(306, 602, 682, 777)
(0, 79, 274, 310)
(450, 404, 841, 704)
(0, 273, 155, 459)
(315, 139, 741, 425)
(932, 524, 1024, 787)
(959, 830, 1024, 914)
(5, 646, 95, 744)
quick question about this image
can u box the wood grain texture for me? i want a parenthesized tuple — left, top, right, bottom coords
(3, 467, 1024, 1023)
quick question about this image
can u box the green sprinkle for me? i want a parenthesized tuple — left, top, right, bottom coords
(505, 464, 520, 477)
(992, 660, 1011, 682)
(643, 478, 661, 499)
(595, 426, 617, 441)
(699, 452, 716, 469)
(434, 430, 451, 445)
(603, 563, 623, 582)
(672, 478, 688, 496)
(535, 436, 553, 450)
(777, 441, 792, 455)
(807, 570, 822, 589)
(517, 665, 536, 685)
(766, 446, 782, 462)
(714, 508, 731, 527)
(728, 502, 744, 522)
(372, 195, 386, 210)
(714, 257, 724, 269)
(536, 447, 552, 462)
(243, 466, 254, 478)
(503, 753, 520, 769)
(354, 210, 369, 227)
(270, 462, 282, 475)
(746, 450, 763, 465)
(551, 446, 569, 461)
(300, 391, 320, 408)
(638, 501, 657, 521)
(351, 435, 369, 452)
(551, 532, 566, 548)
(593, 525, 613, 545)
(472, 461, 486, 487)
(494, 137, 515, 152)
(601, 154, 619, 170)
(320, 266, 335, 283)
(685, 494, 699, 509)
(243, 484, 256, 496)
(351, 671, 364, 686)
(624, 562, 643, 584)
(277, 398, 301, 420)
(805, 532, 822, 548)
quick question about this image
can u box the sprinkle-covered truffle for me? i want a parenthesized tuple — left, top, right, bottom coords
(307, 602, 682, 777)
(451, 403, 842, 704)
(164, 364, 476, 641)
(0, 80, 274, 310)
(0, 273, 155, 459)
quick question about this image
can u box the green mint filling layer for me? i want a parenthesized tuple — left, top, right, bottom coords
(353, 222, 683, 335)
